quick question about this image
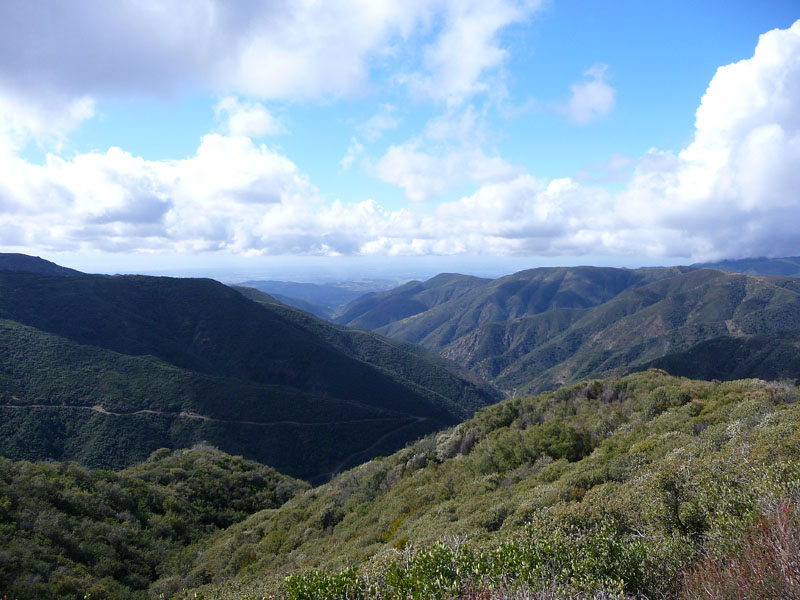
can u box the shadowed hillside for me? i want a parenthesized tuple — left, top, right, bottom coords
(0, 266, 500, 481)
(0, 252, 82, 276)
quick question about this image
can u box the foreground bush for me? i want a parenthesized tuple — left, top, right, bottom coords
(680, 498, 800, 600)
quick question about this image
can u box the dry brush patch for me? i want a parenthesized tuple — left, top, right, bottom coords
(680, 498, 800, 600)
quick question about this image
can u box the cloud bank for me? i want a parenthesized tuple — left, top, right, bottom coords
(0, 0, 538, 104)
(0, 12, 798, 262)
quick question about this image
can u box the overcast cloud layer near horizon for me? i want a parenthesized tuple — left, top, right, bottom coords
(0, 2, 798, 265)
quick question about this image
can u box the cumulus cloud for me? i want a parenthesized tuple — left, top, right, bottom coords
(373, 105, 519, 202)
(403, 0, 541, 104)
(0, 93, 95, 152)
(0, 0, 539, 178)
(374, 143, 518, 203)
(0, 1, 536, 106)
(564, 64, 616, 124)
(1, 20, 799, 262)
(0, 134, 318, 254)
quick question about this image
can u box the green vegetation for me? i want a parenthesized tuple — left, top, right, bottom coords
(337, 266, 800, 392)
(0, 268, 498, 480)
(2, 255, 799, 599)
(0, 318, 429, 481)
(639, 333, 800, 382)
(1, 372, 798, 599)
(335, 267, 684, 339)
(181, 371, 800, 599)
(0, 253, 81, 277)
(234, 285, 500, 421)
(0, 447, 307, 600)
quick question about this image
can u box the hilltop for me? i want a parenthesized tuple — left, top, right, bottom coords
(0, 253, 82, 277)
(695, 255, 800, 278)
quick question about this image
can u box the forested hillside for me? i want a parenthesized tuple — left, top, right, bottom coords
(337, 266, 800, 392)
(0, 261, 499, 481)
(4, 372, 796, 599)
(184, 371, 800, 600)
(0, 447, 307, 600)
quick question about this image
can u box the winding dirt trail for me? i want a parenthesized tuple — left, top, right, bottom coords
(3, 403, 435, 484)
(0, 403, 418, 428)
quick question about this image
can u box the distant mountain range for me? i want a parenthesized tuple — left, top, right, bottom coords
(336, 262, 800, 392)
(0, 255, 499, 481)
(694, 255, 800, 278)
(3, 252, 799, 479)
(3, 253, 800, 599)
(234, 278, 400, 319)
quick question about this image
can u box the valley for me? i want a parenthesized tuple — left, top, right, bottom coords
(3, 8, 799, 600)
(1, 253, 799, 599)
(335, 262, 800, 392)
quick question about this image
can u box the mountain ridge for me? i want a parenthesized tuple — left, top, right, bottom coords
(0, 263, 500, 480)
(336, 265, 800, 391)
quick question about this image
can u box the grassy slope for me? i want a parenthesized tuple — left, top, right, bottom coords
(181, 371, 800, 599)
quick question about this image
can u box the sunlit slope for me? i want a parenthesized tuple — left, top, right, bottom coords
(181, 371, 800, 599)
(447, 269, 800, 391)
(338, 266, 800, 392)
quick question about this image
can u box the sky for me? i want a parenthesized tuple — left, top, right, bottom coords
(0, 1, 798, 280)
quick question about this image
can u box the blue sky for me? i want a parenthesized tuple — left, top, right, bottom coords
(0, 1, 798, 279)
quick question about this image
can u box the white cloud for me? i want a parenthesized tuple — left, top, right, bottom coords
(372, 106, 518, 202)
(0, 92, 95, 152)
(0, 0, 536, 106)
(564, 64, 616, 124)
(1, 20, 800, 262)
(404, 0, 541, 105)
(0, 134, 319, 254)
(374, 143, 518, 203)
(0, 0, 539, 169)
(215, 97, 283, 138)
